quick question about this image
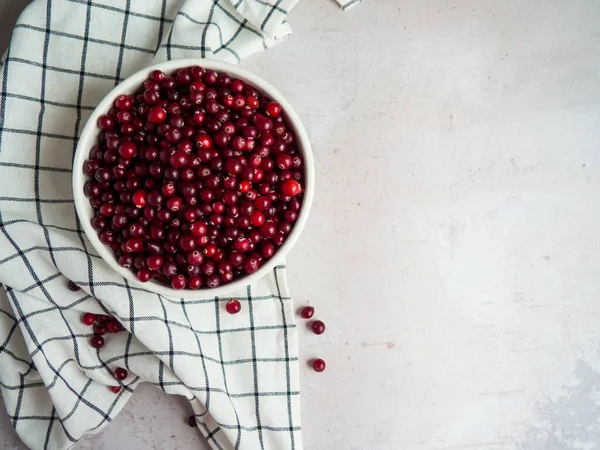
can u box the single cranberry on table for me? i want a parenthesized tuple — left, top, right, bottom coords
(300, 306, 314, 319)
(110, 386, 122, 394)
(83, 65, 306, 290)
(312, 358, 326, 373)
(311, 320, 326, 335)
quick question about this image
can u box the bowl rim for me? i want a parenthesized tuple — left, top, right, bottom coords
(72, 58, 314, 299)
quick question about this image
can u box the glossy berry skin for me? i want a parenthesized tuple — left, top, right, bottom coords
(82, 313, 96, 326)
(137, 268, 151, 282)
(90, 336, 104, 349)
(171, 274, 187, 290)
(265, 102, 282, 117)
(148, 106, 167, 124)
(114, 367, 128, 380)
(250, 211, 265, 227)
(311, 320, 325, 335)
(118, 141, 136, 159)
(132, 190, 147, 208)
(312, 358, 326, 373)
(281, 179, 302, 197)
(107, 319, 122, 333)
(300, 306, 314, 319)
(98, 115, 115, 130)
(226, 299, 241, 314)
(110, 386, 122, 394)
(67, 280, 81, 292)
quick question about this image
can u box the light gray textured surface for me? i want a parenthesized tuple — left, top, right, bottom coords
(2, 0, 600, 449)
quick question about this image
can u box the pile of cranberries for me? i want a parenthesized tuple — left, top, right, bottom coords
(83, 65, 304, 290)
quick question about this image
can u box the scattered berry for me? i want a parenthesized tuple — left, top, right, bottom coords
(225, 299, 241, 314)
(311, 320, 325, 335)
(312, 358, 326, 372)
(114, 367, 128, 380)
(110, 385, 122, 394)
(300, 306, 314, 319)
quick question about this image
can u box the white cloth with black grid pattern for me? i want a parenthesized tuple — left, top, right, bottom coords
(0, 1, 306, 449)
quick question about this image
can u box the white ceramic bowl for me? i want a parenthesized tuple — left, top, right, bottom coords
(73, 59, 314, 298)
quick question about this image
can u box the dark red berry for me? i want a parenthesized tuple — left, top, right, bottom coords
(82, 313, 96, 326)
(98, 115, 115, 130)
(281, 179, 302, 197)
(226, 299, 241, 314)
(312, 358, 326, 372)
(265, 102, 282, 117)
(107, 319, 122, 333)
(171, 274, 187, 290)
(90, 336, 104, 349)
(115, 95, 133, 110)
(300, 306, 314, 319)
(114, 367, 128, 380)
(148, 106, 167, 124)
(311, 320, 325, 335)
(110, 386, 122, 394)
(67, 280, 80, 292)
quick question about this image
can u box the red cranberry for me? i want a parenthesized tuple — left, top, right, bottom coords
(107, 319, 122, 333)
(170, 151, 189, 169)
(110, 386, 122, 394)
(179, 234, 196, 252)
(98, 115, 115, 130)
(67, 280, 81, 291)
(171, 274, 187, 290)
(276, 154, 293, 170)
(131, 190, 147, 208)
(166, 197, 182, 211)
(265, 102, 282, 117)
(226, 299, 241, 314)
(114, 367, 128, 380)
(312, 358, 326, 373)
(195, 132, 212, 149)
(148, 106, 167, 124)
(90, 336, 104, 349)
(281, 179, 302, 197)
(300, 306, 314, 319)
(311, 320, 326, 335)
(205, 274, 220, 288)
(188, 276, 202, 289)
(233, 237, 250, 252)
(82, 313, 96, 325)
(243, 256, 259, 274)
(115, 95, 133, 110)
(261, 241, 275, 259)
(137, 268, 152, 282)
(250, 211, 265, 227)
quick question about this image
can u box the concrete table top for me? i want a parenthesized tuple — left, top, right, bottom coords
(2, 1, 600, 449)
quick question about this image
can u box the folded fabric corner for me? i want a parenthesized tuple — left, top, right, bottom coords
(335, 0, 362, 10)
(227, 0, 299, 41)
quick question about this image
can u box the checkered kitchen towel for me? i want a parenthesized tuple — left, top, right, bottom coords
(0, 1, 310, 449)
